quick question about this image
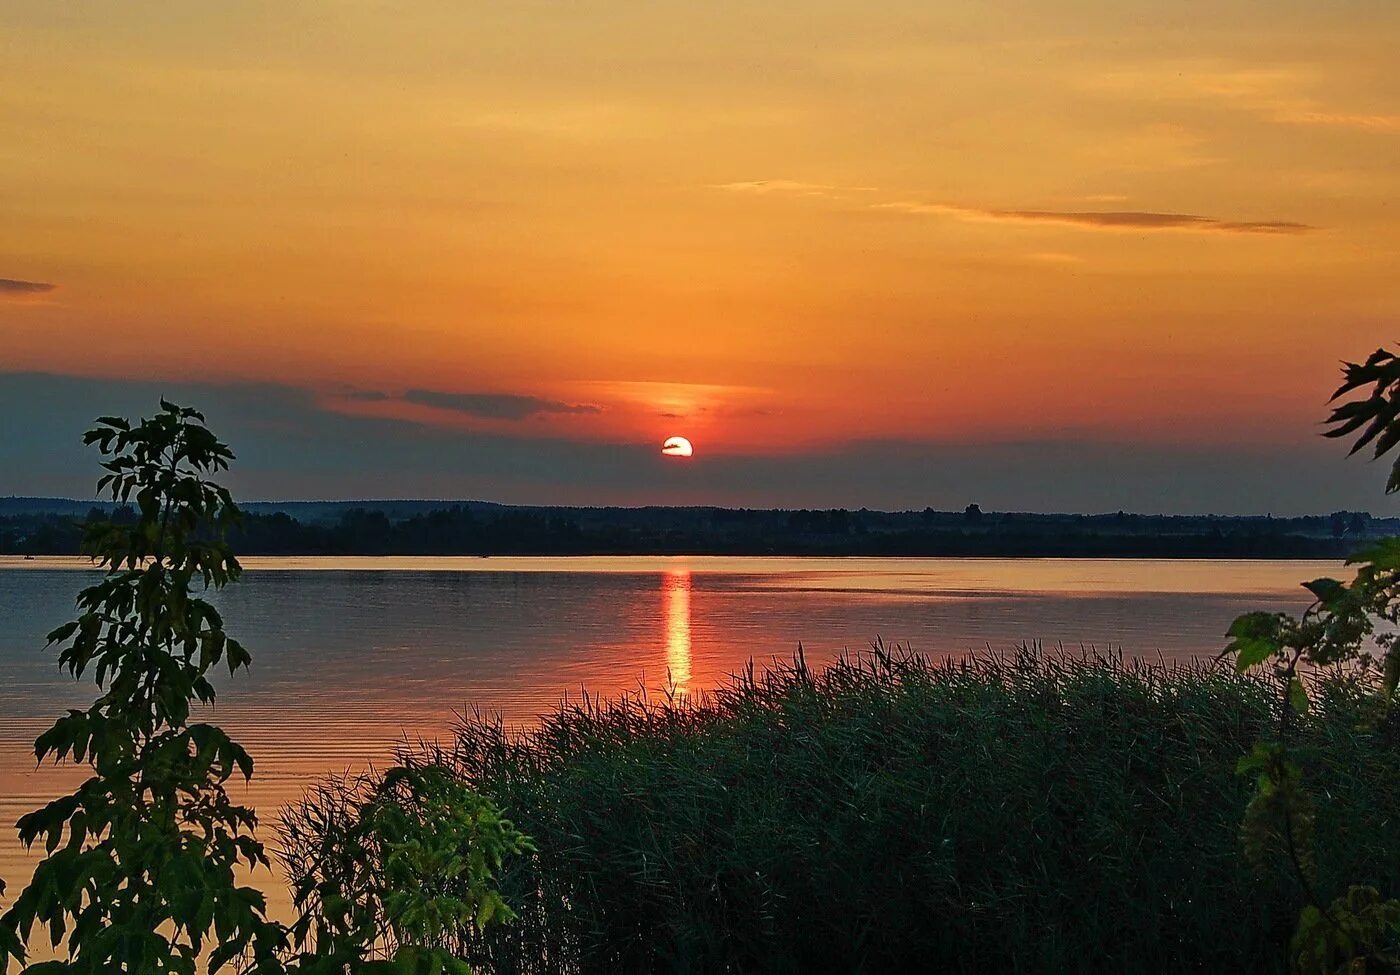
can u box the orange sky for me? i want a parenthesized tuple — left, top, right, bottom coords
(2, 2, 1400, 504)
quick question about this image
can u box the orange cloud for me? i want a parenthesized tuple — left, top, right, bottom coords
(876, 201, 1313, 235)
(1082, 63, 1400, 136)
(711, 180, 884, 205)
(1277, 110, 1400, 134)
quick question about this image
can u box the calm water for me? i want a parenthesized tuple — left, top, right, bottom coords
(0, 555, 1328, 923)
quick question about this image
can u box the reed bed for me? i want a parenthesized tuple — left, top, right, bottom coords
(281, 645, 1400, 974)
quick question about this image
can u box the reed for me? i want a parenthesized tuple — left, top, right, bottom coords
(281, 645, 1400, 974)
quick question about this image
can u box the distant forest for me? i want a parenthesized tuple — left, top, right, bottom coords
(0, 497, 1384, 558)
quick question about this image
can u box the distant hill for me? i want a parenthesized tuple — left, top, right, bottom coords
(0, 496, 509, 522)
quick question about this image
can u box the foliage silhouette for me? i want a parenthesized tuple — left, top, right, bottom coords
(0, 402, 286, 974)
(1324, 347, 1400, 496)
(1220, 347, 1400, 972)
(0, 402, 530, 974)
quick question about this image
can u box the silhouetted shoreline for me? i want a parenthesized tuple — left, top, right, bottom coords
(1, 497, 1382, 559)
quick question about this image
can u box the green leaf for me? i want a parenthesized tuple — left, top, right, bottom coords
(1232, 639, 1275, 671)
(1288, 677, 1309, 714)
(1384, 647, 1400, 700)
(1224, 612, 1282, 671)
(1302, 578, 1345, 604)
(1226, 611, 1280, 640)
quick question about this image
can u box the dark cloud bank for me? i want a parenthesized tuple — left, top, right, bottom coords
(0, 371, 1385, 515)
(345, 388, 601, 419)
(400, 389, 601, 419)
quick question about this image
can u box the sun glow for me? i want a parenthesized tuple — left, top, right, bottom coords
(661, 436, 693, 457)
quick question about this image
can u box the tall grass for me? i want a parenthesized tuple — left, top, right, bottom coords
(280, 646, 1400, 974)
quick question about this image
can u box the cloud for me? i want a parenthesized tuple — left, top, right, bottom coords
(877, 202, 1313, 235)
(0, 370, 1382, 514)
(717, 178, 1310, 235)
(1085, 122, 1221, 172)
(712, 180, 876, 199)
(1081, 64, 1400, 136)
(1276, 110, 1400, 134)
(1024, 252, 1087, 265)
(401, 389, 602, 420)
(0, 278, 56, 295)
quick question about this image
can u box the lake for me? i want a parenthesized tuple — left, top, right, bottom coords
(0, 555, 1328, 922)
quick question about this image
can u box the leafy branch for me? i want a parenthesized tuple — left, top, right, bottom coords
(0, 401, 285, 975)
(1222, 349, 1400, 973)
(0, 402, 531, 975)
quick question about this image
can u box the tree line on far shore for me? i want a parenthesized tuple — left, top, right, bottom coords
(0, 502, 1378, 559)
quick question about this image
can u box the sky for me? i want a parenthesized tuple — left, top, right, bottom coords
(2, 1, 1400, 513)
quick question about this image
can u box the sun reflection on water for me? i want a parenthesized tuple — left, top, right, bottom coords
(663, 568, 692, 691)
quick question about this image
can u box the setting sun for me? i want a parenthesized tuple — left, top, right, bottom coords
(661, 436, 694, 458)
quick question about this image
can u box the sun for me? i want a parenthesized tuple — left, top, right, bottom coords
(661, 436, 694, 458)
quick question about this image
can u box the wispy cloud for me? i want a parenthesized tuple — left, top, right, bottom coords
(1277, 109, 1400, 134)
(876, 201, 1313, 235)
(712, 180, 877, 199)
(0, 278, 56, 295)
(1085, 122, 1221, 172)
(1082, 63, 1400, 136)
(401, 389, 601, 420)
(1024, 251, 1088, 265)
(715, 178, 1310, 236)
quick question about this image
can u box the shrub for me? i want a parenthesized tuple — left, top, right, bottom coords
(280, 763, 534, 974)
